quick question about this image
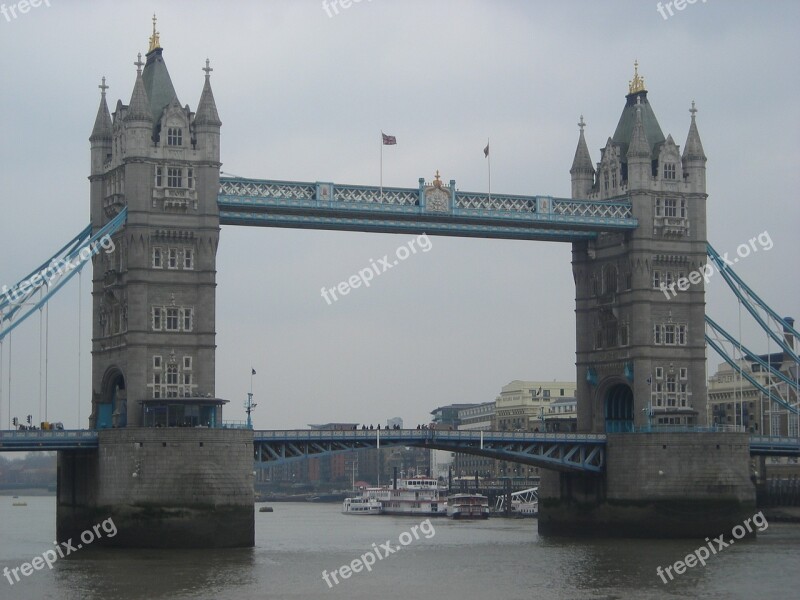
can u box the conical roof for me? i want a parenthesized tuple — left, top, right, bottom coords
(570, 117, 593, 174)
(195, 60, 221, 127)
(142, 47, 179, 124)
(90, 78, 112, 142)
(626, 102, 651, 160)
(683, 102, 706, 161)
(126, 66, 152, 123)
(613, 91, 665, 160)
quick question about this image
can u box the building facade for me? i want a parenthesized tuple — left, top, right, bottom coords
(708, 354, 799, 437)
(454, 402, 497, 479)
(543, 397, 578, 432)
(495, 380, 577, 432)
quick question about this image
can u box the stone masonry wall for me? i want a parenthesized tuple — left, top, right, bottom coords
(96, 428, 254, 507)
(58, 428, 255, 548)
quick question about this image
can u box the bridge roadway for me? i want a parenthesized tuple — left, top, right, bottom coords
(1, 429, 798, 474)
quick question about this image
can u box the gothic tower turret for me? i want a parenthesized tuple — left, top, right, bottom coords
(89, 78, 112, 229)
(570, 116, 594, 198)
(626, 99, 651, 189)
(682, 101, 707, 194)
(89, 18, 221, 428)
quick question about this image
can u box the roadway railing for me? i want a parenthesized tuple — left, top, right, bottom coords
(0, 429, 98, 450)
(253, 429, 607, 443)
(631, 424, 747, 434)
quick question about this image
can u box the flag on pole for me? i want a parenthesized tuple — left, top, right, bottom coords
(485, 138, 491, 201)
(382, 133, 397, 145)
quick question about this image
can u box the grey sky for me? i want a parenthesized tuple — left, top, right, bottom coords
(0, 0, 798, 430)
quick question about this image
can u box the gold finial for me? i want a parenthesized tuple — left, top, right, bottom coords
(149, 13, 161, 52)
(433, 170, 442, 187)
(628, 60, 646, 95)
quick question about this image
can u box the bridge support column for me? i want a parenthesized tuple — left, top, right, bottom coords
(538, 432, 755, 537)
(57, 428, 254, 548)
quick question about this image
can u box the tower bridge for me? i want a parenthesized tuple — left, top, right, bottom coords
(0, 25, 797, 547)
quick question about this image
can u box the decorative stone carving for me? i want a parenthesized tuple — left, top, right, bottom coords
(424, 170, 450, 213)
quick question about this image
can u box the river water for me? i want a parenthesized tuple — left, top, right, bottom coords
(0, 496, 798, 599)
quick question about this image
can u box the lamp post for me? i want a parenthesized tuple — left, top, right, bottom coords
(245, 368, 257, 429)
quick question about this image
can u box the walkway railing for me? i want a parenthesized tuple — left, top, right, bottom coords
(631, 424, 747, 434)
(217, 176, 638, 242)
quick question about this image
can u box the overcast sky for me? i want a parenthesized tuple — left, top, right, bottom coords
(0, 0, 798, 431)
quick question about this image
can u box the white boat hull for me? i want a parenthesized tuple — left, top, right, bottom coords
(342, 497, 382, 515)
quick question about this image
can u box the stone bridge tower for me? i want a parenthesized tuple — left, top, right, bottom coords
(570, 63, 709, 434)
(61, 21, 252, 550)
(539, 68, 753, 538)
(88, 20, 221, 428)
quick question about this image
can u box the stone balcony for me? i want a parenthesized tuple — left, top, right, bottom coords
(654, 215, 689, 237)
(152, 187, 198, 213)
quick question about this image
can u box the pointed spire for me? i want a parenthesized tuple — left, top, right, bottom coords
(90, 76, 112, 142)
(629, 60, 646, 95)
(195, 59, 221, 127)
(626, 98, 650, 160)
(570, 115, 593, 173)
(682, 100, 706, 161)
(149, 13, 161, 53)
(126, 54, 152, 123)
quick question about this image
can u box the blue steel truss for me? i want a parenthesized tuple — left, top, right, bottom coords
(749, 436, 800, 457)
(253, 429, 607, 473)
(217, 177, 638, 242)
(707, 243, 799, 363)
(705, 244, 799, 417)
(0, 208, 128, 342)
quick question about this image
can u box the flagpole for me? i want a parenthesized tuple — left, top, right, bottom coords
(380, 132, 383, 200)
(487, 137, 491, 202)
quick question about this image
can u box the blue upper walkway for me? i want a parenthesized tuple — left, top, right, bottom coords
(217, 176, 638, 242)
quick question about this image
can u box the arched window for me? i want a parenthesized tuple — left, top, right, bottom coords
(603, 264, 618, 294)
